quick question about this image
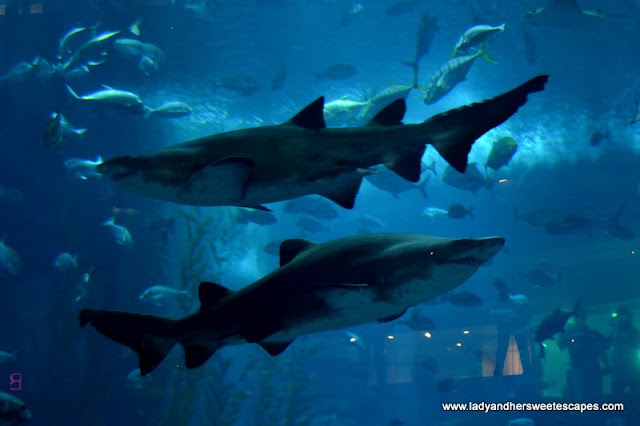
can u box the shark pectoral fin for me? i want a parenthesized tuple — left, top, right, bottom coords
(78, 309, 178, 376)
(181, 343, 219, 369)
(322, 176, 364, 209)
(378, 309, 408, 323)
(198, 281, 233, 311)
(243, 204, 271, 211)
(425, 75, 548, 174)
(287, 97, 326, 129)
(189, 157, 255, 201)
(368, 99, 406, 126)
(386, 147, 426, 182)
(258, 340, 294, 356)
(279, 238, 315, 266)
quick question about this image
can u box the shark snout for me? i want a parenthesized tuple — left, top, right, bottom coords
(446, 236, 505, 265)
(96, 156, 138, 179)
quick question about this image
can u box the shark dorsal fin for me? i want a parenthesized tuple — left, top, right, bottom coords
(198, 281, 232, 311)
(287, 97, 326, 129)
(369, 99, 406, 126)
(279, 238, 314, 266)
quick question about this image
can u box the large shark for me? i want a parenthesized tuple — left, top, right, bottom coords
(521, 0, 608, 27)
(97, 76, 547, 210)
(79, 233, 505, 375)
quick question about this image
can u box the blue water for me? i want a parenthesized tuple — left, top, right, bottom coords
(1, 0, 639, 425)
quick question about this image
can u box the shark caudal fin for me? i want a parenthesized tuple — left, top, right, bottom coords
(425, 75, 548, 173)
(79, 309, 180, 375)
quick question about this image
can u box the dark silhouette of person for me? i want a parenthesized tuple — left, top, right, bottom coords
(609, 308, 640, 401)
(557, 306, 608, 402)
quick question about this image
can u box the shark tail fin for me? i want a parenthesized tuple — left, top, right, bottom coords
(424, 75, 548, 173)
(79, 309, 180, 376)
(401, 58, 420, 88)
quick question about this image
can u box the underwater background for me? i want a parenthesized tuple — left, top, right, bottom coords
(1, 0, 640, 425)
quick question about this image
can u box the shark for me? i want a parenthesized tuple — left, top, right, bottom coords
(521, 0, 609, 27)
(96, 76, 548, 210)
(79, 233, 505, 375)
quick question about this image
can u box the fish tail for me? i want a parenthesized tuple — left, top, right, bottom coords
(401, 59, 419, 88)
(478, 42, 499, 64)
(76, 128, 87, 136)
(417, 174, 430, 201)
(65, 84, 80, 100)
(143, 106, 154, 120)
(424, 75, 548, 174)
(498, 23, 506, 32)
(79, 309, 180, 376)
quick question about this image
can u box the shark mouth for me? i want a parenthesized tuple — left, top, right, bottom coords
(445, 256, 484, 267)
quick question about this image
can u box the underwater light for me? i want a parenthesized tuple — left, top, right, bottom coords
(349, 337, 357, 343)
(387, 335, 394, 340)
(424, 332, 432, 338)
(612, 312, 618, 318)
(456, 343, 462, 347)
(498, 179, 508, 183)
(631, 251, 636, 255)
(571, 339, 575, 343)
(463, 330, 469, 335)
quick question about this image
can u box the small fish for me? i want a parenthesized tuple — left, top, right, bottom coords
(415, 11, 439, 61)
(62, 30, 120, 71)
(520, 262, 562, 288)
(296, 214, 330, 235)
(421, 48, 494, 105)
(314, 63, 358, 81)
(236, 208, 277, 226)
(0, 350, 16, 366)
(421, 206, 448, 219)
(66, 84, 146, 115)
(44, 112, 87, 147)
(0, 391, 32, 425)
(129, 18, 142, 37)
(447, 203, 473, 219)
(58, 26, 90, 60)
(442, 291, 483, 308)
(485, 136, 518, 171)
(451, 24, 505, 59)
(53, 252, 78, 272)
(323, 96, 370, 126)
(74, 267, 96, 303)
(64, 156, 103, 180)
(216, 74, 260, 97)
(102, 217, 133, 246)
(283, 196, 340, 221)
(145, 101, 193, 119)
(139, 285, 192, 307)
(0, 240, 21, 277)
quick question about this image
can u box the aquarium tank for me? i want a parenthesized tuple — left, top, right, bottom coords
(1, 1, 640, 425)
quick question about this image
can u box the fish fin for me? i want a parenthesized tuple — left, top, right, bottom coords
(101, 84, 114, 90)
(386, 147, 426, 182)
(181, 343, 218, 369)
(258, 340, 294, 356)
(378, 309, 407, 323)
(322, 176, 363, 209)
(198, 281, 232, 311)
(280, 238, 314, 266)
(76, 128, 87, 135)
(425, 75, 548, 173)
(368, 99, 406, 126)
(287, 97, 326, 129)
(65, 84, 80, 99)
(242, 204, 271, 211)
(417, 174, 430, 200)
(79, 309, 178, 376)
